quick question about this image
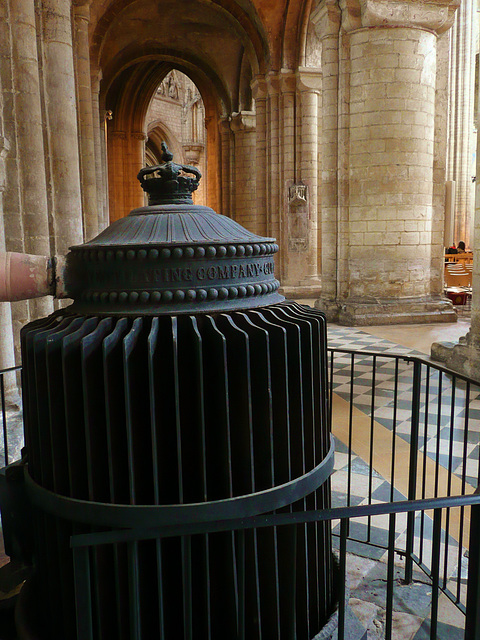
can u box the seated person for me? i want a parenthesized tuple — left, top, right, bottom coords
(446, 244, 458, 254)
(457, 241, 466, 252)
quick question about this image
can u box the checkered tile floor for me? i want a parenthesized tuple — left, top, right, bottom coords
(328, 325, 480, 488)
(327, 325, 474, 638)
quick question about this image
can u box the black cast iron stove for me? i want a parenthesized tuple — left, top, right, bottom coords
(12, 145, 336, 639)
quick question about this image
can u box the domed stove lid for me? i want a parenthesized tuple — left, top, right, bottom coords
(64, 144, 284, 315)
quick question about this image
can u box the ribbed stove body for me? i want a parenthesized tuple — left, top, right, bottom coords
(18, 155, 336, 639)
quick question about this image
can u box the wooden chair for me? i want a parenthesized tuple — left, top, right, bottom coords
(444, 267, 470, 288)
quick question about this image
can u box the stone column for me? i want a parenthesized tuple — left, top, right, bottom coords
(431, 30, 451, 293)
(431, 11, 480, 380)
(432, 184, 480, 380)
(284, 68, 322, 294)
(107, 130, 127, 222)
(126, 131, 146, 211)
(0, 6, 24, 397)
(0, 103, 18, 399)
(278, 71, 296, 285)
(3, 0, 52, 359)
(41, 0, 84, 254)
(446, 0, 476, 247)
(91, 74, 109, 230)
(311, 1, 341, 309)
(316, 0, 459, 325)
(251, 76, 267, 237)
(73, 0, 99, 241)
(266, 73, 281, 247)
(8, 0, 50, 255)
(230, 112, 256, 231)
(219, 118, 232, 217)
(204, 113, 220, 214)
(252, 68, 323, 292)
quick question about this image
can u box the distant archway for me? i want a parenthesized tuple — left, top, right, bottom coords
(96, 0, 268, 222)
(145, 71, 207, 205)
(104, 60, 221, 220)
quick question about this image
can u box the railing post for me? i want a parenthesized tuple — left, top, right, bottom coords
(72, 545, 94, 640)
(338, 518, 348, 639)
(465, 499, 480, 639)
(404, 360, 422, 583)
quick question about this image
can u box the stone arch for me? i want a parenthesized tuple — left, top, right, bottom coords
(94, 0, 270, 221)
(282, 0, 313, 69)
(104, 57, 223, 220)
(145, 120, 183, 167)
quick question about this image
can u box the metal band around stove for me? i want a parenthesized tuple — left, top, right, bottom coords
(25, 435, 335, 529)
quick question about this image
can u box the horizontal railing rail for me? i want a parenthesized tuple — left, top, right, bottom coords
(68, 492, 480, 547)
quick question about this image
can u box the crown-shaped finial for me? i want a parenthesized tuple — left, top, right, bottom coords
(137, 142, 201, 205)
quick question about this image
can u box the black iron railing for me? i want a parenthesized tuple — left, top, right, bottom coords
(328, 347, 480, 616)
(2, 349, 480, 638)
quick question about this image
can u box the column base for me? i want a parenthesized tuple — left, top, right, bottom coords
(278, 285, 322, 304)
(314, 296, 457, 326)
(431, 332, 480, 383)
(280, 281, 322, 301)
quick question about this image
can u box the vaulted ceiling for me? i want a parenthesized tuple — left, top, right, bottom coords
(90, 0, 312, 117)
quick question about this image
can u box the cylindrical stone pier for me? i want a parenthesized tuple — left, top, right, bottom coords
(42, 0, 84, 253)
(315, 0, 459, 325)
(73, 0, 99, 241)
(348, 27, 436, 301)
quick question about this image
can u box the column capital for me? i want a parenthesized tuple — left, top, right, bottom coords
(218, 118, 232, 135)
(263, 70, 297, 95)
(131, 131, 147, 141)
(310, 0, 341, 37)
(110, 130, 127, 140)
(266, 71, 281, 96)
(90, 71, 101, 94)
(229, 111, 256, 133)
(279, 69, 296, 93)
(251, 75, 267, 100)
(340, 0, 460, 34)
(296, 67, 322, 92)
(183, 143, 204, 165)
(73, 0, 92, 17)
